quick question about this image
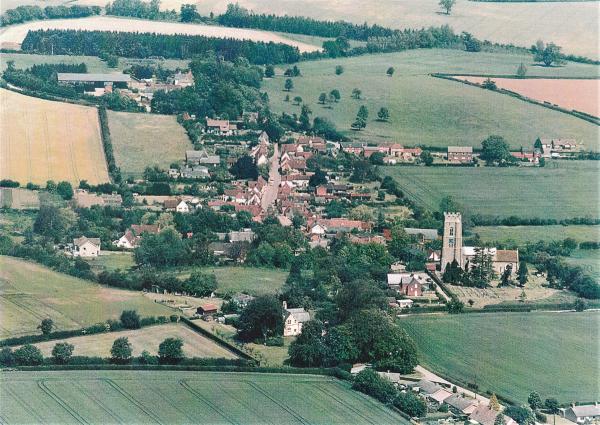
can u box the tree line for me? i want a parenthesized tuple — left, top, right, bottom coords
(0, 4, 100, 27)
(22, 29, 302, 64)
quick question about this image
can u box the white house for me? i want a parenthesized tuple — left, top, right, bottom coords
(310, 223, 327, 235)
(283, 301, 310, 337)
(563, 404, 600, 424)
(176, 200, 191, 213)
(72, 237, 101, 257)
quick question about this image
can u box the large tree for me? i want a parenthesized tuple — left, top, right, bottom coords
(51, 342, 74, 364)
(237, 295, 284, 342)
(111, 337, 133, 364)
(158, 337, 184, 364)
(230, 155, 259, 180)
(534, 41, 564, 67)
(288, 320, 325, 367)
(439, 0, 456, 14)
(480, 135, 514, 165)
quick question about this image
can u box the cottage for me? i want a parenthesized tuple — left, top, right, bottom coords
(387, 273, 424, 297)
(447, 146, 473, 163)
(176, 200, 191, 213)
(412, 379, 452, 404)
(283, 301, 310, 336)
(186, 150, 221, 167)
(205, 118, 237, 136)
(444, 394, 479, 415)
(72, 237, 101, 257)
(180, 165, 210, 179)
(563, 404, 600, 424)
(469, 405, 516, 425)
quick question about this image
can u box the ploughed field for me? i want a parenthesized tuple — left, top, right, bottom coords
(0, 16, 322, 52)
(400, 311, 599, 403)
(107, 110, 191, 179)
(262, 50, 599, 149)
(0, 89, 110, 185)
(453, 76, 600, 117)
(0, 256, 172, 338)
(379, 160, 600, 220)
(0, 370, 407, 424)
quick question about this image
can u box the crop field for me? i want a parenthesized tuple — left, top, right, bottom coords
(0, 370, 406, 424)
(262, 50, 599, 149)
(473, 225, 600, 244)
(107, 110, 191, 178)
(0, 89, 110, 185)
(0, 16, 322, 52)
(400, 311, 599, 403)
(454, 76, 599, 117)
(380, 160, 600, 219)
(29, 323, 238, 358)
(0, 256, 172, 338)
(179, 266, 289, 296)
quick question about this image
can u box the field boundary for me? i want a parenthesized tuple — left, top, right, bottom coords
(180, 317, 257, 363)
(432, 73, 600, 126)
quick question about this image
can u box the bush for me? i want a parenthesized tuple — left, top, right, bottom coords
(535, 412, 547, 423)
(0, 347, 15, 366)
(138, 350, 158, 365)
(352, 369, 397, 404)
(265, 336, 284, 346)
(394, 391, 427, 417)
(51, 342, 75, 364)
(169, 315, 179, 323)
(14, 344, 44, 366)
(120, 310, 141, 329)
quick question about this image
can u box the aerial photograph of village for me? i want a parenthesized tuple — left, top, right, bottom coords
(0, 0, 597, 423)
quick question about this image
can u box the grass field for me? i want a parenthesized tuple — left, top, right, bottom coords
(473, 225, 600, 244)
(400, 311, 599, 403)
(0, 370, 406, 424)
(107, 110, 191, 178)
(86, 252, 136, 272)
(0, 256, 172, 338)
(380, 160, 600, 219)
(262, 50, 599, 149)
(0, 16, 322, 52)
(29, 323, 238, 358)
(179, 266, 289, 296)
(0, 88, 110, 185)
(564, 249, 600, 280)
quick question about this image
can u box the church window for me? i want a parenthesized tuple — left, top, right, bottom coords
(449, 227, 454, 236)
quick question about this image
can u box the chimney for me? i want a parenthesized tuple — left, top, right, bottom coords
(282, 301, 287, 310)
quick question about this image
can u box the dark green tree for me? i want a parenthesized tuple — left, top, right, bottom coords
(120, 310, 141, 329)
(230, 155, 258, 180)
(352, 369, 397, 403)
(420, 150, 434, 165)
(309, 168, 327, 187)
(288, 320, 325, 367)
(394, 392, 427, 417)
(480, 135, 514, 165)
(184, 272, 217, 297)
(56, 181, 74, 200)
(158, 337, 184, 364)
(377, 107, 390, 122)
(518, 261, 528, 286)
(14, 344, 43, 366)
(237, 295, 284, 342)
(528, 391, 543, 410)
(386, 67, 395, 76)
(38, 318, 54, 336)
(264, 64, 275, 78)
(335, 65, 344, 75)
(51, 342, 74, 364)
(284, 78, 294, 91)
(111, 337, 133, 364)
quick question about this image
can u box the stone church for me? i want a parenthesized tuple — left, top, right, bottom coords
(440, 212, 519, 275)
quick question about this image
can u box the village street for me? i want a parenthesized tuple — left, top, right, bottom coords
(261, 143, 281, 212)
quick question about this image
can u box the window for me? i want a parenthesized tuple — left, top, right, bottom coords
(449, 227, 454, 236)
(449, 239, 455, 247)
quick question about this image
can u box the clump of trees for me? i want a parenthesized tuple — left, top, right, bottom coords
(0, 4, 100, 26)
(533, 41, 564, 67)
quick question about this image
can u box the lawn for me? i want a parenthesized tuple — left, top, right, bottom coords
(380, 160, 600, 219)
(473, 225, 600, 245)
(0, 256, 172, 338)
(399, 311, 599, 403)
(0, 370, 407, 424)
(180, 266, 289, 296)
(107, 110, 191, 178)
(86, 251, 135, 272)
(262, 50, 599, 149)
(28, 323, 238, 359)
(0, 88, 110, 185)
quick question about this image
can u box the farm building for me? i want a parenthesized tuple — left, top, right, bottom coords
(411, 379, 452, 404)
(71, 237, 101, 258)
(444, 393, 479, 415)
(57, 73, 131, 96)
(205, 118, 237, 136)
(186, 150, 221, 167)
(197, 304, 218, 315)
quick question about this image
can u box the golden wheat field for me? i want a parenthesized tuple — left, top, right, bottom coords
(0, 89, 110, 185)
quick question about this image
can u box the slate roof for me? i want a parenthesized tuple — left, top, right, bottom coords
(73, 236, 101, 247)
(58, 73, 131, 83)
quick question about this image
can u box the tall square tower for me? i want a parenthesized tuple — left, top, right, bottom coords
(441, 212, 463, 272)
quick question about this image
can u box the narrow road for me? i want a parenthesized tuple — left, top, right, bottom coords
(260, 143, 280, 212)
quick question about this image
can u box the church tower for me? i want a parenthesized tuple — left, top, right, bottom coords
(441, 212, 463, 272)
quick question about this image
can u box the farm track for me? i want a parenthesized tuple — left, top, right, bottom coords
(103, 378, 164, 424)
(179, 379, 239, 425)
(314, 383, 381, 424)
(3, 385, 45, 424)
(245, 380, 310, 425)
(150, 386, 197, 423)
(74, 380, 125, 424)
(38, 379, 90, 424)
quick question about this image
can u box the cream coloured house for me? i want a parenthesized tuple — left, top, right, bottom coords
(283, 302, 310, 337)
(72, 237, 101, 258)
